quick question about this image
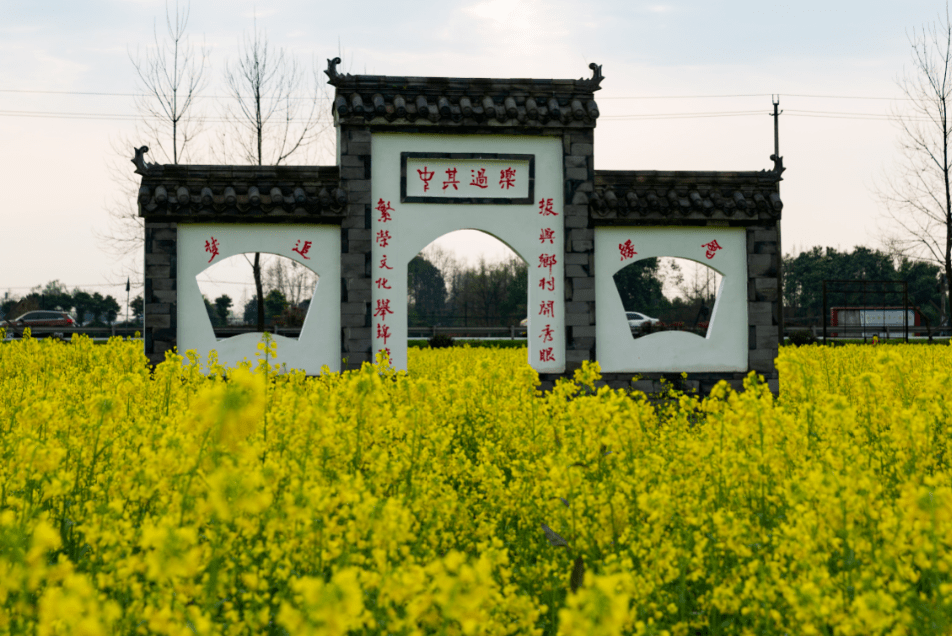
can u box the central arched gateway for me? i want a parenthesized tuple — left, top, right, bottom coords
(369, 134, 564, 371)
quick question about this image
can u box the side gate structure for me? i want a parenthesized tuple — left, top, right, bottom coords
(137, 60, 785, 394)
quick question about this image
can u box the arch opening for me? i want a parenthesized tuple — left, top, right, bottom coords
(196, 252, 320, 341)
(613, 256, 723, 340)
(410, 230, 528, 336)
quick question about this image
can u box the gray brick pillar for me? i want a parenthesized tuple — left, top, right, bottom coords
(563, 129, 596, 371)
(143, 221, 177, 365)
(338, 127, 374, 370)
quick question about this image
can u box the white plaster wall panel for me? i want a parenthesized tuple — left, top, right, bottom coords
(371, 134, 564, 372)
(177, 224, 341, 374)
(595, 226, 747, 372)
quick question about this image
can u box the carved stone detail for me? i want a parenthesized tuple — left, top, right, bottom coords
(578, 63, 605, 92)
(756, 154, 786, 182)
(324, 57, 351, 86)
(132, 146, 153, 175)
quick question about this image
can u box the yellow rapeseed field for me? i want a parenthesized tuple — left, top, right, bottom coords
(1, 333, 951, 635)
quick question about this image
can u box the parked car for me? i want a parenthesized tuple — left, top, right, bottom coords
(626, 311, 660, 332)
(2, 310, 75, 335)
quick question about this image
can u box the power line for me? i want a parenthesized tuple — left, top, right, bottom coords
(599, 93, 769, 99)
(601, 110, 766, 120)
(602, 93, 910, 101)
(0, 109, 318, 123)
(785, 113, 898, 121)
(2, 283, 135, 291)
(786, 108, 893, 117)
(784, 93, 910, 101)
(0, 89, 143, 97)
(0, 87, 912, 101)
(0, 88, 330, 101)
(0, 95, 926, 123)
(196, 278, 263, 286)
(3, 108, 913, 123)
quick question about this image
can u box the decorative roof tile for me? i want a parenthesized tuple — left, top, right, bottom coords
(324, 58, 602, 128)
(134, 148, 345, 221)
(591, 162, 783, 223)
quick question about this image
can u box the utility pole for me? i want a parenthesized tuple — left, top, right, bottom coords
(771, 95, 782, 159)
(771, 95, 786, 343)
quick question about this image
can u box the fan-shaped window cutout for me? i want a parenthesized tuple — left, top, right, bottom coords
(412, 230, 528, 337)
(196, 253, 319, 340)
(613, 257, 722, 339)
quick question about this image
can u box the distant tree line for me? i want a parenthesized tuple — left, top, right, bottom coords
(408, 251, 721, 329)
(409, 245, 948, 334)
(407, 254, 527, 328)
(1, 281, 122, 326)
(12, 246, 941, 333)
(612, 258, 722, 328)
(783, 246, 946, 328)
(193, 256, 318, 329)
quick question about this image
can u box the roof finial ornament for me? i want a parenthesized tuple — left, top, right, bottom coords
(770, 154, 785, 178)
(325, 57, 349, 86)
(579, 62, 605, 91)
(132, 146, 152, 175)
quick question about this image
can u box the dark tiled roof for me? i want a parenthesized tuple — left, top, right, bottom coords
(324, 58, 603, 128)
(591, 164, 784, 223)
(135, 150, 345, 221)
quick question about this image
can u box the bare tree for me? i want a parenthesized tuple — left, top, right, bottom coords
(219, 20, 327, 166)
(878, 4, 952, 319)
(100, 1, 208, 280)
(421, 244, 462, 285)
(677, 260, 720, 304)
(130, 2, 209, 165)
(265, 258, 319, 307)
(219, 19, 330, 330)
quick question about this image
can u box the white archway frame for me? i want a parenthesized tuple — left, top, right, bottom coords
(177, 224, 341, 373)
(595, 226, 748, 372)
(371, 134, 565, 372)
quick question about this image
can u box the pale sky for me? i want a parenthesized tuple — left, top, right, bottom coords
(0, 0, 943, 307)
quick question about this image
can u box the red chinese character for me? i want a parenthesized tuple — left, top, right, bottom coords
(702, 239, 723, 260)
(538, 253, 557, 275)
(500, 167, 516, 190)
(469, 168, 488, 189)
(539, 277, 555, 292)
(376, 199, 394, 223)
(375, 277, 391, 290)
(443, 167, 460, 191)
(376, 323, 392, 345)
(374, 299, 394, 321)
(378, 347, 392, 362)
(539, 300, 555, 317)
(292, 239, 312, 259)
(204, 237, 220, 263)
(376, 230, 392, 247)
(619, 239, 637, 261)
(417, 167, 435, 192)
(539, 228, 556, 244)
(538, 198, 557, 216)
(539, 347, 555, 363)
(540, 324, 554, 343)
(379, 255, 393, 270)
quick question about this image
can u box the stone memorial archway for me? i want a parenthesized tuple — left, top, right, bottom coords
(137, 60, 784, 393)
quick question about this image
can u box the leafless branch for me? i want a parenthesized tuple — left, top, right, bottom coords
(875, 3, 952, 321)
(128, 0, 208, 164)
(98, 0, 208, 281)
(218, 18, 331, 166)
